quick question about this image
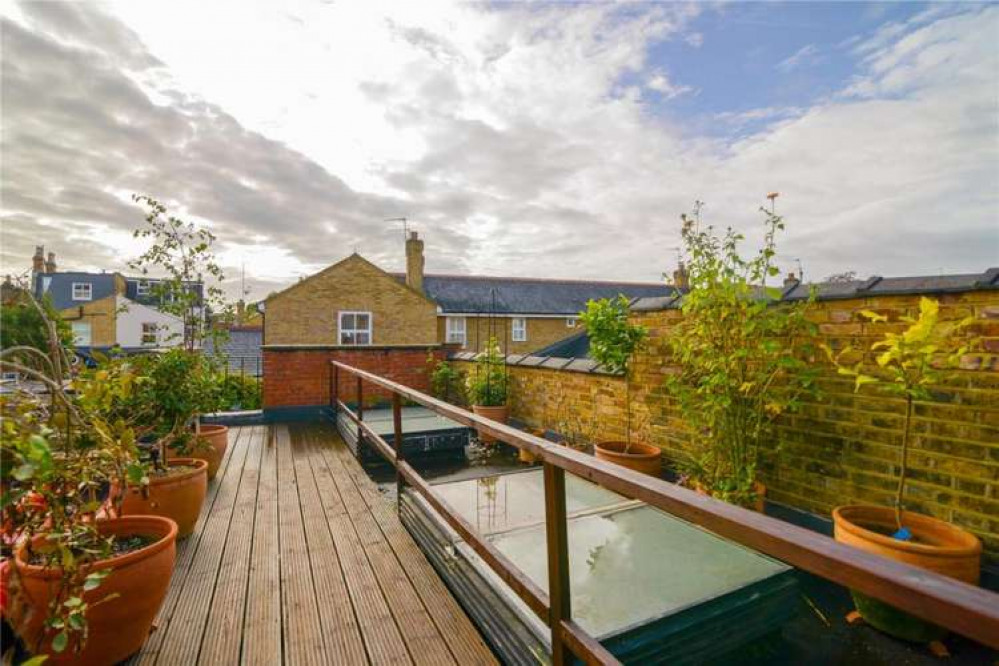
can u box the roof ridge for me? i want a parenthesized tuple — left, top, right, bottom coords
(414, 272, 669, 287)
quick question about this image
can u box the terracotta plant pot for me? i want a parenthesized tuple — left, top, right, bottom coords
(594, 441, 662, 477)
(120, 458, 208, 538)
(833, 505, 982, 642)
(13, 515, 177, 665)
(694, 481, 767, 512)
(472, 404, 509, 444)
(167, 424, 229, 481)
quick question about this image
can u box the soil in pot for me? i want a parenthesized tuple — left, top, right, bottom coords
(167, 424, 229, 481)
(594, 440, 662, 477)
(832, 505, 982, 642)
(119, 458, 208, 538)
(472, 405, 509, 444)
(13, 515, 178, 666)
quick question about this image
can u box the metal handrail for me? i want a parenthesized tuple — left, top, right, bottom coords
(330, 361, 999, 663)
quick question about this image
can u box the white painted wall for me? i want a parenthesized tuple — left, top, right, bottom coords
(115, 296, 184, 348)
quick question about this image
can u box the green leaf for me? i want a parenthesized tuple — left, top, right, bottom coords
(51, 631, 69, 653)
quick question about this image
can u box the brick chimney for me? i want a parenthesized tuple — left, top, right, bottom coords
(783, 272, 798, 288)
(45, 251, 57, 273)
(405, 231, 424, 294)
(672, 262, 689, 290)
(32, 246, 45, 276)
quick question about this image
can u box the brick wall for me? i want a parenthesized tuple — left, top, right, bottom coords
(264, 254, 438, 346)
(263, 346, 444, 409)
(60, 294, 117, 346)
(455, 290, 999, 562)
(437, 315, 581, 354)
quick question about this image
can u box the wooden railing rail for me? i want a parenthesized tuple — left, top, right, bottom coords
(330, 361, 999, 663)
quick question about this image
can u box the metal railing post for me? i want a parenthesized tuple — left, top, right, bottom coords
(544, 462, 571, 665)
(392, 392, 405, 503)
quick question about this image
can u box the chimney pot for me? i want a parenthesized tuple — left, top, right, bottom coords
(405, 231, 425, 294)
(783, 272, 798, 288)
(32, 246, 45, 275)
(45, 251, 56, 273)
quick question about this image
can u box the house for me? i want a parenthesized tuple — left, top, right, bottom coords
(265, 232, 675, 354)
(261, 232, 675, 413)
(28, 246, 195, 351)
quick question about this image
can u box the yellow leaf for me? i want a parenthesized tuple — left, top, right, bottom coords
(859, 309, 887, 323)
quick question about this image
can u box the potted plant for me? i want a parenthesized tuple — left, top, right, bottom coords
(115, 348, 209, 537)
(826, 297, 982, 642)
(1, 291, 178, 665)
(580, 296, 660, 475)
(127, 194, 231, 481)
(466, 338, 508, 444)
(664, 203, 818, 509)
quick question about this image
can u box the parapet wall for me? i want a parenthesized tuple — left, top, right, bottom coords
(454, 288, 999, 562)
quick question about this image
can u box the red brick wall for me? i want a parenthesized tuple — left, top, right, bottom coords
(263, 346, 444, 408)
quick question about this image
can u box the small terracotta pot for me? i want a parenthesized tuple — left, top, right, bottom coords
(13, 515, 177, 665)
(594, 441, 662, 477)
(694, 481, 767, 512)
(472, 405, 509, 444)
(833, 505, 982, 642)
(120, 459, 208, 538)
(168, 424, 229, 481)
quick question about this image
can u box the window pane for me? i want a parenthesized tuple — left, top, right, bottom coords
(356, 332, 370, 345)
(341, 313, 355, 329)
(356, 313, 369, 329)
(341, 331, 355, 344)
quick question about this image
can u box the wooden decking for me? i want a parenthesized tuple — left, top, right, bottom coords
(129, 423, 497, 665)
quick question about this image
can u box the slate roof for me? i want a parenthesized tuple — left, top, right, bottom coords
(632, 268, 999, 312)
(204, 328, 263, 376)
(34, 272, 117, 310)
(393, 273, 676, 315)
(532, 330, 591, 358)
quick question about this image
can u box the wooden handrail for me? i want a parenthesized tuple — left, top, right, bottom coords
(330, 360, 999, 659)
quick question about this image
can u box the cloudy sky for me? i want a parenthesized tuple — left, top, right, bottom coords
(2, 1, 997, 301)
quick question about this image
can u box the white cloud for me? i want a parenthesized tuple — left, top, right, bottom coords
(646, 72, 695, 99)
(777, 44, 821, 72)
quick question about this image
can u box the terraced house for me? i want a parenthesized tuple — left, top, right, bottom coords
(29, 246, 202, 354)
(261, 232, 675, 414)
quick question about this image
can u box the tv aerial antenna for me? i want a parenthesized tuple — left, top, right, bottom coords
(385, 217, 409, 239)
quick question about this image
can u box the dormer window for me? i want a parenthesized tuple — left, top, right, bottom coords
(72, 282, 92, 301)
(136, 280, 150, 296)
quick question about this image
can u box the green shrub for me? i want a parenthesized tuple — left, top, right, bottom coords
(465, 338, 507, 406)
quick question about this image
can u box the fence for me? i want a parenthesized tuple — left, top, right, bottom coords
(330, 360, 999, 664)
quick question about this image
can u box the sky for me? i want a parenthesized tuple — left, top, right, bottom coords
(1, 1, 997, 301)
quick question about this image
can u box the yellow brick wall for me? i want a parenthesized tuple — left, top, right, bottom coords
(264, 254, 438, 345)
(438, 315, 581, 354)
(456, 290, 999, 562)
(60, 295, 117, 346)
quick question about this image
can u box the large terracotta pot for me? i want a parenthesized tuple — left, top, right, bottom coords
(833, 505, 982, 642)
(472, 405, 509, 444)
(594, 441, 662, 477)
(167, 424, 228, 481)
(120, 458, 208, 538)
(13, 515, 177, 665)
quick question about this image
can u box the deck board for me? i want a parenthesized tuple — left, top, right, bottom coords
(135, 422, 496, 666)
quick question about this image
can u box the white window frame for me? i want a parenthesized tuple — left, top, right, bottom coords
(512, 317, 527, 342)
(566, 317, 578, 328)
(71, 321, 92, 346)
(338, 310, 372, 346)
(141, 322, 158, 346)
(136, 280, 150, 297)
(72, 282, 93, 301)
(446, 316, 466, 346)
